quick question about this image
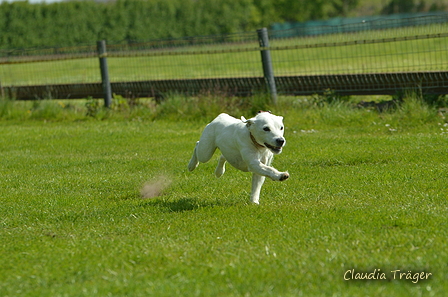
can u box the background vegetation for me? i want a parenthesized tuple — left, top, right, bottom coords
(0, 0, 447, 49)
(1, 91, 447, 122)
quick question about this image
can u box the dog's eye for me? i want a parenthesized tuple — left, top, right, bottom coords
(263, 127, 271, 132)
(280, 126, 284, 130)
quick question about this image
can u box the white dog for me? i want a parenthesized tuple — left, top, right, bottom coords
(188, 111, 289, 204)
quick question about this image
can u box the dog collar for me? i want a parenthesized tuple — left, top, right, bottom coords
(250, 133, 265, 149)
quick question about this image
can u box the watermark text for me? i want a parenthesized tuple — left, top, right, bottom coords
(344, 269, 432, 283)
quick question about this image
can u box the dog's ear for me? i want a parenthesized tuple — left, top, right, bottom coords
(241, 116, 254, 127)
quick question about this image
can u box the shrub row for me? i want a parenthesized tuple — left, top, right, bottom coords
(1, 0, 443, 50)
(0, 0, 264, 49)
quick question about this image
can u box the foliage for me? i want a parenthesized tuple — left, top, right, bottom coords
(380, 0, 448, 14)
(0, 0, 444, 49)
(85, 96, 101, 117)
(0, 0, 261, 49)
(271, 0, 362, 22)
(1, 92, 446, 128)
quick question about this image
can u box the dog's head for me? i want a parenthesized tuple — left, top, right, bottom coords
(241, 111, 286, 154)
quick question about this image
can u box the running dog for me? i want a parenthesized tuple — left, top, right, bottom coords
(188, 111, 289, 204)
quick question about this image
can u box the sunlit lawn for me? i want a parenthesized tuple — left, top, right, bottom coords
(1, 100, 447, 296)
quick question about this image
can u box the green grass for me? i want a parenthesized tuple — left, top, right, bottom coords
(1, 95, 447, 296)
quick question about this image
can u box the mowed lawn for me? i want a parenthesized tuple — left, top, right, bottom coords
(1, 112, 447, 296)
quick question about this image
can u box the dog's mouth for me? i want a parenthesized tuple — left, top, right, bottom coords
(264, 143, 283, 154)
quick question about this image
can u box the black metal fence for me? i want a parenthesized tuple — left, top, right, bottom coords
(1, 14, 448, 102)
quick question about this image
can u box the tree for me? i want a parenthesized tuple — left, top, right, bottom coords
(381, 0, 417, 14)
(272, 0, 362, 22)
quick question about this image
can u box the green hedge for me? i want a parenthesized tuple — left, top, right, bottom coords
(0, 0, 264, 49)
(1, 0, 439, 49)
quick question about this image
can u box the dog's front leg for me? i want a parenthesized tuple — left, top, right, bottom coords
(248, 161, 289, 181)
(250, 173, 265, 204)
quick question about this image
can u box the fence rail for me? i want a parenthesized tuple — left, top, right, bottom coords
(1, 14, 448, 101)
(4, 71, 447, 101)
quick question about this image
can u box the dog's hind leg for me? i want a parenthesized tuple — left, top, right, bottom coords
(215, 155, 227, 178)
(195, 128, 217, 163)
(250, 173, 266, 204)
(188, 133, 218, 172)
(188, 142, 200, 171)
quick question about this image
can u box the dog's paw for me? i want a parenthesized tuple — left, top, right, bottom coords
(279, 172, 289, 181)
(188, 160, 199, 172)
(215, 166, 225, 178)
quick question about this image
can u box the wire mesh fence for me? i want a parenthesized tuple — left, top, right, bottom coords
(0, 31, 262, 86)
(1, 14, 447, 99)
(270, 28, 448, 76)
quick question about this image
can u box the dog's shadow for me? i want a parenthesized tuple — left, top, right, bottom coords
(153, 197, 203, 212)
(140, 197, 242, 213)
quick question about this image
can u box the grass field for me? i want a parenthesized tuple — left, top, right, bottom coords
(1, 95, 447, 296)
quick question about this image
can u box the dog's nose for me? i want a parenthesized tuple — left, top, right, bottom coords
(276, 138, 285, 147)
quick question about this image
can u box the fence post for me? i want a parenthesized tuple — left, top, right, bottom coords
(97, 40, 112, 108)
(257, 28, 278, 105)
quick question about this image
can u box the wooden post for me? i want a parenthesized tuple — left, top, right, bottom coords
(97, 40, 112, 108)
(257, 28, 278, 105)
